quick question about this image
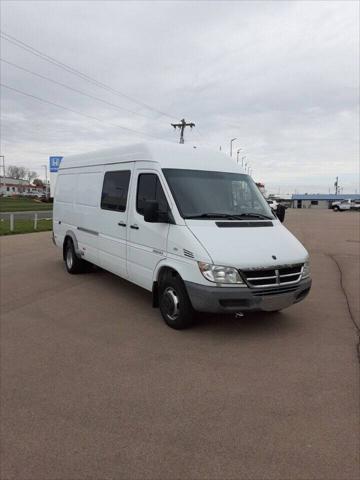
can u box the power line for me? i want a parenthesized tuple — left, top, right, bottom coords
(192, 126, 212, 147)
(1, 58, 155, 120)
(1, 83, 163, 140)
(0, 31, 175, 119)
(0, 30, 178, 121)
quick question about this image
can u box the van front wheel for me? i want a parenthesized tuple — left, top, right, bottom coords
(159, 276, 194, 329)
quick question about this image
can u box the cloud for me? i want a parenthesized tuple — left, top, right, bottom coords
(0, 0, 358, 193)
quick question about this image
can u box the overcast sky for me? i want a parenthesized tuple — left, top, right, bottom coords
(1, 0, 359, 193)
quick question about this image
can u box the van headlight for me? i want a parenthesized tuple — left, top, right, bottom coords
(302, 260, 311, 279)
(198, 262, 245, 284)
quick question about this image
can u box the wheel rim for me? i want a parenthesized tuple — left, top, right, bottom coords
(162, 287, 180, 321)
(66, 246, 74, 270)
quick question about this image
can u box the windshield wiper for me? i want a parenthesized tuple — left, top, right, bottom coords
(185, 212, 273, 220)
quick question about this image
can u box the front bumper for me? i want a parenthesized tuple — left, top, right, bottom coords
(184, 278, 312, 313)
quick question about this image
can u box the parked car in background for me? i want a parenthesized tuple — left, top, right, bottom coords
(332, 200, 360, 211)
(267, 199, 278, 210)
(266, 199, 287, 222)
(22, 191, 45, 199)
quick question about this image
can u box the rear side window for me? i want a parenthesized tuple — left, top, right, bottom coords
(136, 173, 168, 215)
(101, 170, 130, 212)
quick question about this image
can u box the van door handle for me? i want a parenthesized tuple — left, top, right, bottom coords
(130, 224, 139, 230)
(118, 222, 126, 227)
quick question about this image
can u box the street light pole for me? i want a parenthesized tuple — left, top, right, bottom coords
(241, 156, 246, 168)
(42, 164, 48, 195)
(236, 148, 242, 163)
(230, 138, 237, 158)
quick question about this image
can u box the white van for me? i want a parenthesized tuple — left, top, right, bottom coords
(53, 142, 311, 329)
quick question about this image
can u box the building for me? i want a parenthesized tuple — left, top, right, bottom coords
(291, 194, 360, 209)
(0, 177, 45, 196)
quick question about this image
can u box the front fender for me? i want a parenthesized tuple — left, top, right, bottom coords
(152, 256, 210, 287)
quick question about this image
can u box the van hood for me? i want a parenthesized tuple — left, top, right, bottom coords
(186, 220, 308, 269)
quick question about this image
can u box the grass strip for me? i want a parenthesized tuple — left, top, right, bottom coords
(0, 197, 53, 212)
(0, 218, 53, 235)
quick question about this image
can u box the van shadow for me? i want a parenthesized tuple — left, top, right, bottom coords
(70, 265, 300, 338)
(192, 310, 299, 337)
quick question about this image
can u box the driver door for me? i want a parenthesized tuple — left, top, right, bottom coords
(127, 169, 170, 290)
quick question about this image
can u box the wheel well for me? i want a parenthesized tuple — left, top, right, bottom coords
(152, 266, 180, 308)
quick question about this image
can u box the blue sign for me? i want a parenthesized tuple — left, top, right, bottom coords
(49, 156, 63, 173)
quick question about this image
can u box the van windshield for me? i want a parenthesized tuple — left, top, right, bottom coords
(163, 169, 275, 220)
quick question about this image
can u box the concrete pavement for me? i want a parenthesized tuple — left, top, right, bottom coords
(1, 209, 359, 479)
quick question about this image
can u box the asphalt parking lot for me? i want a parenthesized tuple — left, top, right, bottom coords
(1, 209, 359, 480)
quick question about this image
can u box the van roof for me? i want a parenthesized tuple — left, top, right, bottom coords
(59, 141, 245, 174)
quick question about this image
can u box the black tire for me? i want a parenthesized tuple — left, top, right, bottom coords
(333, 206, 340, 212)
(159, 274, 195, 329)
(64, 238, 87, 274)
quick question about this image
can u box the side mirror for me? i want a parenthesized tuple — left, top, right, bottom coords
(276, 204, 286, 223)
(144, 200, 159, 222)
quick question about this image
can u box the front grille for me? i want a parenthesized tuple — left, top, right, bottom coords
(241, 264, 303, 288)
(251, 285, 299, 296)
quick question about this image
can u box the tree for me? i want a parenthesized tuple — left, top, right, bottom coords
(27, 170, 38, 183)
(6, 165, 38, 182)
(33, 178, 44, 187)
(6, 165, 27, 179)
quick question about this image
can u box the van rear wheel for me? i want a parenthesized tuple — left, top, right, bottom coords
(159, 275, 194, 329)
(64, 239, 87, 274)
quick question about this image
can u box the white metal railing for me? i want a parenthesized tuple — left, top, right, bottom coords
(2, 212, 52, 233)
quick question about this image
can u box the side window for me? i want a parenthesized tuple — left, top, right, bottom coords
(136, 173, 168, 215)
(101, 170, 130, 212)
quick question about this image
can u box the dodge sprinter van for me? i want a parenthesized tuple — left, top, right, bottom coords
(53, 142, 311, 329)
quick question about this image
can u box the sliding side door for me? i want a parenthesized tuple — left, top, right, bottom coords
(98, 163, 134, 279)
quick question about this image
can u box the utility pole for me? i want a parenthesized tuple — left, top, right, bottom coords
(230, 138, 237, 157)
(0, 155, 5, 187)
(334, 176, 339, 195)
(171, 119, 195, 144)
